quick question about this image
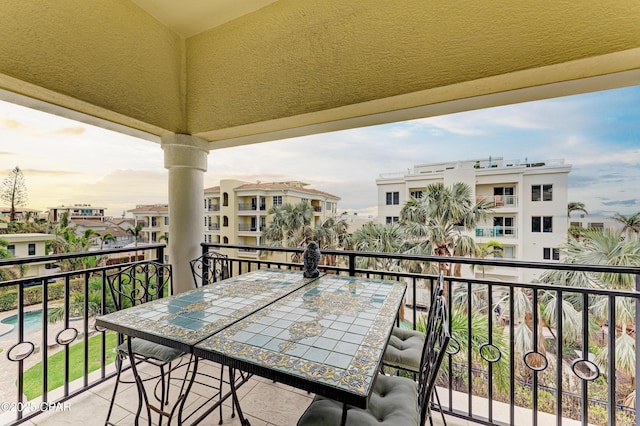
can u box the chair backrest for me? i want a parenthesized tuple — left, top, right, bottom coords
(189, 251, 230, 288)
(418, 293, 450, 426)
(106, 261, 172, 312)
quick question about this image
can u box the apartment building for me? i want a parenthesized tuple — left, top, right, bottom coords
(1, 233, 55, 277)
(204, 180, 340, 258)
(47, 204, 107, 222)
(377, 157, 571, 282)
(127, 204, 169, 244)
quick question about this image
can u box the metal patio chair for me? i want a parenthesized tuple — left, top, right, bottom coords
(297, 293, 450, 426)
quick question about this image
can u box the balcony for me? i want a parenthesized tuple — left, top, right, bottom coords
(207, 204, 220, 212)
(476, 195, 518, 207)
(238, 224, 263, 232)
(0, 244, 638, 426)
(475, 226, 517, 238)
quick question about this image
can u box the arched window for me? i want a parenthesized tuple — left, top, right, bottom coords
(223, 236, 229, 244)
(223, 216, 229, 227)
(223, 192, 229, 207)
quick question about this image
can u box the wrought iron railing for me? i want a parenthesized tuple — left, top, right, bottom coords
(202, 242, 640, 426)
(0, 242, 639, 426)
(0, 245, 165, 425)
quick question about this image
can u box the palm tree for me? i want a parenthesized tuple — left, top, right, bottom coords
(127, 223, 144, 247)
(400, 182, 493, 277)
(567, 201, 588, 217)
(262, 201, 315, 261)
(537, 229, 640, 391)
(351, 222, 406, 272)
(100, 232, 117, 249)
(611, 212, 640, 235)
(470, 240, 504, 278)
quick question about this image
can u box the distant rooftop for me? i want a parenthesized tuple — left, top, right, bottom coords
(378, 157, 569, 179)
(205, 180, 340, 200)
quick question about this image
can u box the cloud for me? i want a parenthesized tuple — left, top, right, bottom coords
(601, 199, 639, 207)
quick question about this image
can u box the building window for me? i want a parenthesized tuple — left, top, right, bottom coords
(410, 191, 423, 199)
(385, 216, 399, 224)
(273, 196, 282, 206)
(223, 192, 229, 207)
(588, 222, 604, 230)
(223, 216, 229, 227)
(7, 244, 15, 255)
(543, 247, 560, 260)
(28, 243, 36, 256)
(151, 217, 158, 227)
(301, 198, 308, 204)
(532, 216, 553, 232)
(386, 192, 399, 205)
(532, 184, 553, 201)
(326, 201, 332, 211)
(164, 216, 169, 226)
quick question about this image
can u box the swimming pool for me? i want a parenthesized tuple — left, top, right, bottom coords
(0, 309, 43, 337)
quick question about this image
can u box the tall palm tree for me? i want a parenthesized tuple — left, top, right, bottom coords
(127, 223, 144, 247)
(351, 222, 406, 272)
(567, 201, 588, 217)
(537, 229, 640, 389)
(400, 182, 493, 277)
(470, 240, 504, 278)
(100, 232, 117, 249)
(262, 201, 315, 261)
(611, 212, 640, 235)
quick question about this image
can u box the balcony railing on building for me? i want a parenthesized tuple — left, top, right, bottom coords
(476, 195, 518, 207)
(475, 226, 517, 238)
(0, 243, 638, 426)
(238, 203, 267, 211)
(207, 204, 220, 212)
(238, 224, 264, 232)
(207, 223, 220, 231)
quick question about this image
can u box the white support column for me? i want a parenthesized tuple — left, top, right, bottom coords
(161, 134, 209, 294)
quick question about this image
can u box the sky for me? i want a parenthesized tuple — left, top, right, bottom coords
(1, 86, 639, 220)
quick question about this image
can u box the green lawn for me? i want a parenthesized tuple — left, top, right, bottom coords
(22, 331, 118, 399)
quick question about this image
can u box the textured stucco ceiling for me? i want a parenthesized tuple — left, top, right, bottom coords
(130, 0, 279, 38)
(1, 1, 639, 150)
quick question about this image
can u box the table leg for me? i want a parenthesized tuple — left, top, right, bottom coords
(229, 367, 251, 426)
(340, 403, 348, 426)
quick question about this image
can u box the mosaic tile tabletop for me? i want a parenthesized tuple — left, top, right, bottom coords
(194, 274, 407, 408)
(95, 269, 319, 352)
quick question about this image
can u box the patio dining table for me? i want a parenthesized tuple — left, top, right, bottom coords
(95, 268, 406, 425)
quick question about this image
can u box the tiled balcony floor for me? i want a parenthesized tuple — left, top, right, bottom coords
(20, 358, 465, 426)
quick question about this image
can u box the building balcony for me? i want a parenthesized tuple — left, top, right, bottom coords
(0, 245, 637, 426)
(476, 195, 518, 207)
(207, 204, 220, 212)
(475, 226, 517, 238)
(238, 224, 264, 232)
(207, 223, 220, 231)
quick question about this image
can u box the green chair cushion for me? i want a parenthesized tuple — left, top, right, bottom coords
(297, 374, 419, 425)
(383, 327, 425, 372)
(118, 338, 184, 363)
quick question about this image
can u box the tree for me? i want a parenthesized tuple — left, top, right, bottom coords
(261, 201, 315, 261)
(100, 232, 117, 249)
(400, 182, 493, 277)
(351, 222, 406, 272)
(127, 223, 144, 247)
(470, 240, 504, 278)
(611, 212, 640, 235)
(567, 201, 588, 217)
(537, 229, 640, 390)
(1, 166, 28, 222)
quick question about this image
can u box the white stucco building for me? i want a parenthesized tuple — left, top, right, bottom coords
(376, 157, 572, 282)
